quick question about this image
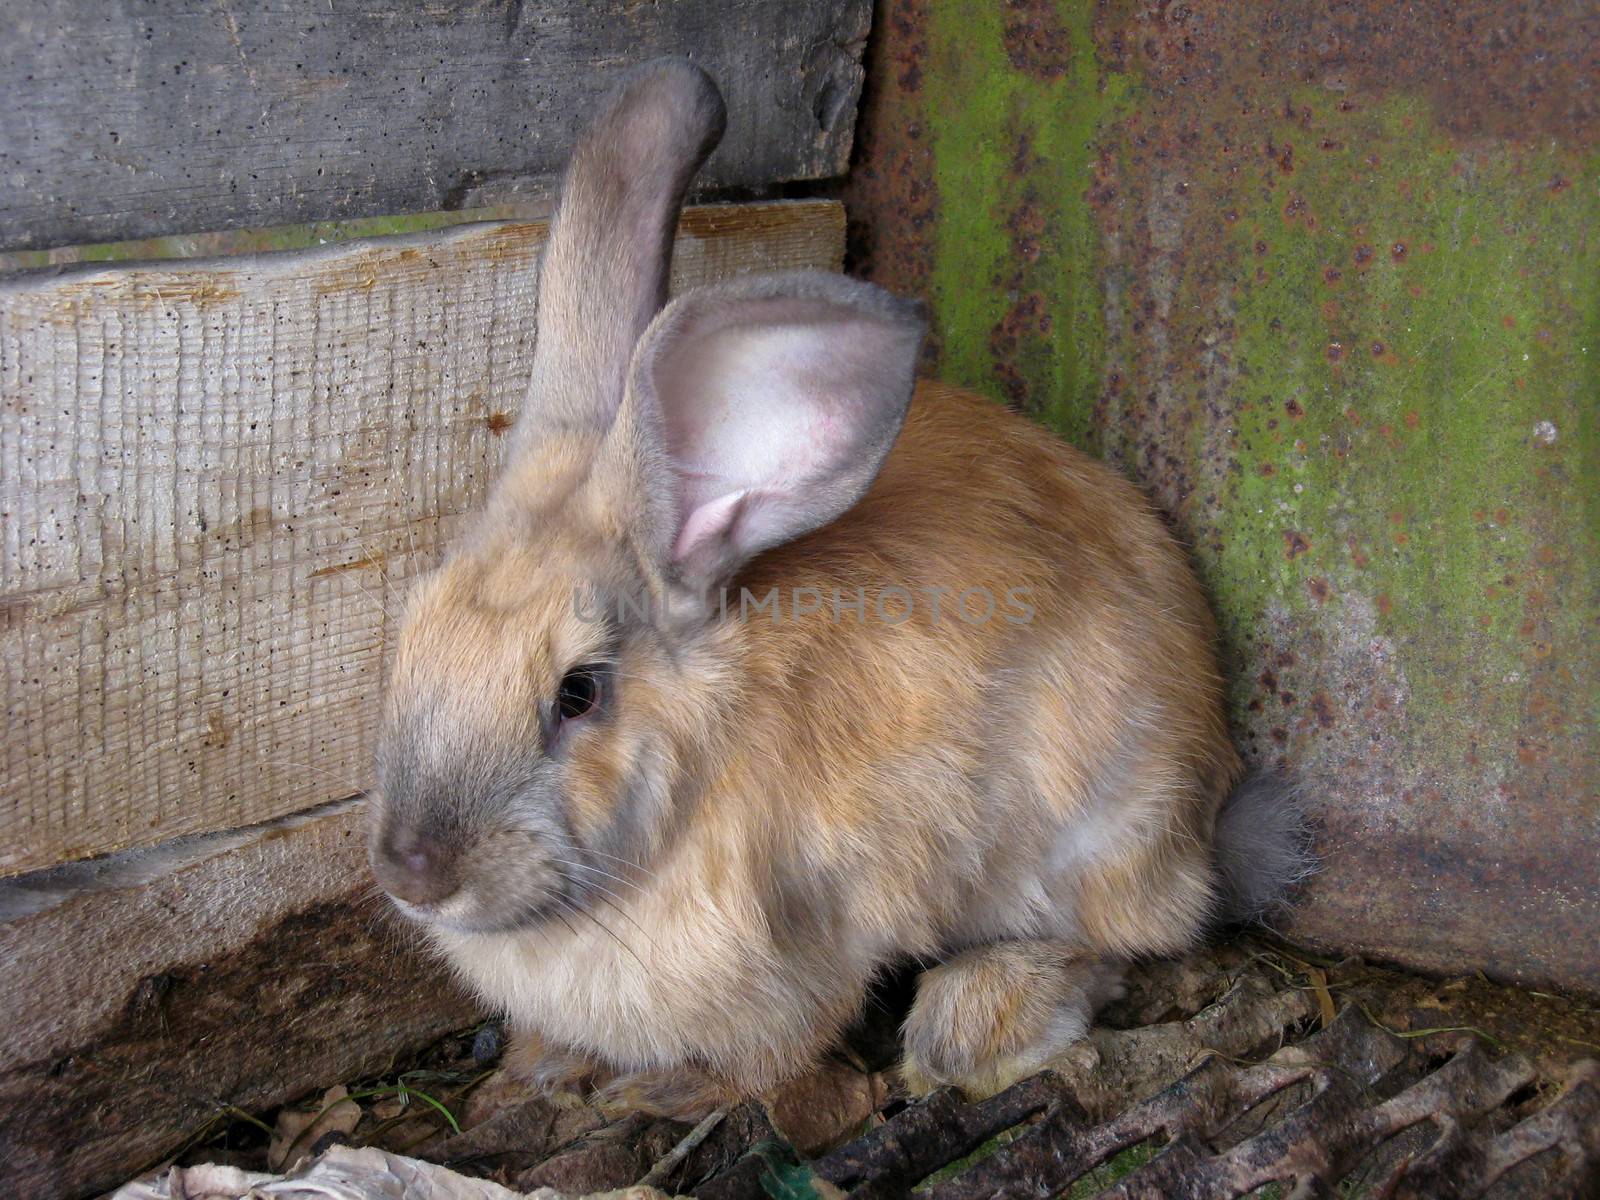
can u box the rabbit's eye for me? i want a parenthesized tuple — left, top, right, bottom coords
(557, 667, 602, 721)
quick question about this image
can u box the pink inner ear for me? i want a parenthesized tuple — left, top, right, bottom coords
(635, 275, 924, 591)
(673, 488, 749, 568)
(656, 315, 902, 574)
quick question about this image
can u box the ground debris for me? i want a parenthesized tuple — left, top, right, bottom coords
(763, 1059, 893, 1157)
(269, 1085, 363, 1171)
(118, 942, 1600, 1199)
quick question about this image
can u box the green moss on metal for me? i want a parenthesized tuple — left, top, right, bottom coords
(1210, 91, 1600, 753)
(924, 0, 1130, 445)
(855, 0, 1600, 993)
(906, 2, 1597, 832)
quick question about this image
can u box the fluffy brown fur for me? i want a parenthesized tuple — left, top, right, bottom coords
(368, 61, 1258, 1118)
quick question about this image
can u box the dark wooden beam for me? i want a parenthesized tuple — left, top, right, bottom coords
(0, 802, 483, 1199)
(0, 0, 870, 251)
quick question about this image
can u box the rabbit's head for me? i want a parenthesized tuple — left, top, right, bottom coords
(368, 61, 925, 932)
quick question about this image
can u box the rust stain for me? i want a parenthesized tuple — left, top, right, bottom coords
(1000, 0, 1072, 80)
(1006, 196, 1048, 263)
(988, 291, 1053, 405)
(1117, 1, 1600, 147)
(842, 0, 940, 365)
(1310, 691, 1337, 727)
(486, 411, 515, 435)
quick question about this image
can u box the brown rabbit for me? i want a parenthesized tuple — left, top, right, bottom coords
(368, 59, 1307, 1117)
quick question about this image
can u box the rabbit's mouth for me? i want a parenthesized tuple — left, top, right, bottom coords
(391, 872, 581, 937)
(400, 845, 652, 940)
(373, 825, 586, 935)
(393, 885, 577, 936)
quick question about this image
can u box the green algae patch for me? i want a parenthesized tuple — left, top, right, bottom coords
(924, 0, 1131, 446)
(1210, 92, 1599, 774)
(911, 13, 1598, 815)
(848, 0, 1600, 996)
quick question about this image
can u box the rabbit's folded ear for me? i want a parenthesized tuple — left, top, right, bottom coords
(510, 59, 725, 463)
(618, 270, 926, 596)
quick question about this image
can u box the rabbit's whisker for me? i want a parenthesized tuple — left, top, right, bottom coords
(578, 847, 661, 880)
(546, 900, 581, 943)
(556, 870, 661, 955)
(548, 857, 647, 895)
(557, 887, 650, 973)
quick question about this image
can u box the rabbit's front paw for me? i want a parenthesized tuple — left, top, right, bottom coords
(505, 1029, 612, 1101)
(592, 1064, 740, 1120)
(901, 941, 1122, 1098)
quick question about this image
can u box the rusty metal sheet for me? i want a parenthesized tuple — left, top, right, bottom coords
(846, 0, 1599, 994)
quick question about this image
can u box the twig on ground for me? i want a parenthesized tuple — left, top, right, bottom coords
(637, 1108, 726, 1189)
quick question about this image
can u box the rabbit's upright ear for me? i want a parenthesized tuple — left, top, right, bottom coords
(619, 270, 926, 597)
(510, 59, 725, 464)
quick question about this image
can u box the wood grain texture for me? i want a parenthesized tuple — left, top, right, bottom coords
(0, 0, 871, 251)
(0, 200, 846, 875)
(0, 801, 482, 1199)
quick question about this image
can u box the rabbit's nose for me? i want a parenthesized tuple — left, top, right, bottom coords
(373, 828, 459, 907)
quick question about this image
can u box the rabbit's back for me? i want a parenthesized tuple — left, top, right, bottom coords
(729, 380, 1239, 960)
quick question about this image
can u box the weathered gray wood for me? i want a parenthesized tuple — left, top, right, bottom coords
(0, 0, 870, 252)
(0, 800, 482, 1200)
(0, 200, 846, 874)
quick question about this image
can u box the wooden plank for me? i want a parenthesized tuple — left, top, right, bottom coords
(0, 200, 559, 276)
(0, 0, 871, 251)
(0, 800, 483, 1199)
(0, 200, 846, 874)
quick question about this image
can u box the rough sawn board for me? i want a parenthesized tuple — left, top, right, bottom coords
(0, 200, 846, 874)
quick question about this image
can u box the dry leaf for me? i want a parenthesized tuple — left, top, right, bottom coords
(1307, 966, 1338, 1029)
(269, 1084, 364, 1171)
(456, 1067, 538, 1131)
(371, 1096, 408, 1121)
(763, 1060, 891, 1157)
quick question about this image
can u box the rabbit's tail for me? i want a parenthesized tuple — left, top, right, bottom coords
(1211, 769, 1316, 926)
